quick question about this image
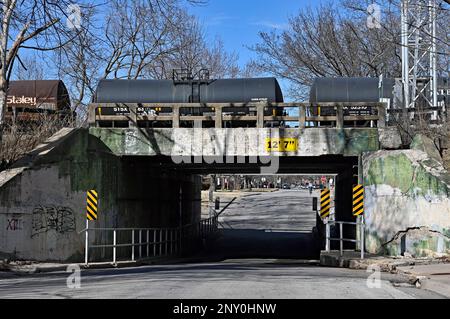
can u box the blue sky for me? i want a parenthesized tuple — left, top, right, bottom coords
(188, 0, 318, 68)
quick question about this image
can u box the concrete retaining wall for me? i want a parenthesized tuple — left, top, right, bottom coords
(363, 149, 450, 257)
(0, 129, 201, 262)
(0, 129, 105, 261)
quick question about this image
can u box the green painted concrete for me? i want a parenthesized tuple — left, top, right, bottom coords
(363, 146, 450, 257)
(364, 152, 449, 198)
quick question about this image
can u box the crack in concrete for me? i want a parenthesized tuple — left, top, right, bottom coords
(381, 226, 450, 248)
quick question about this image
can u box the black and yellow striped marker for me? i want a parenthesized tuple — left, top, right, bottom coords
(353, 184, 364, 216)
(86, 190, 98, 221)
(320, 188, 331, 218)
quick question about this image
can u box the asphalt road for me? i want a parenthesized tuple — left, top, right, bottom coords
(217, 189, 321, 231)
(0, 260, 442, 299)
(0, 189, 442, 299)
(207, 189, 324, 259)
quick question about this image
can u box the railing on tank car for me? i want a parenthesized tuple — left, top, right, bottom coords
(87, 102, 387, 129)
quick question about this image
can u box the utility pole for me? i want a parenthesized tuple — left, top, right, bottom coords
(401, 0, 439, 121)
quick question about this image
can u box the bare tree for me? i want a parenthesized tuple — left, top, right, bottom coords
(249, 1, 448, 99)
(53, 5, 101, 125)
(53, 0, 241, 124)
(248, 2, 401, 99)
(0, 0, 95, 142)
(0, 0, 98, 169)
(342, 0, 449, 75)
(150, 12, 240, 79)
(342, 0, 449, 146)
(13, 53, 46, 80)
(50, 0, 183, 124)
(98, 0, 239, 80)
(0, 0, 234, 168)
(0, 112, 70, 168)
(248, 0, 448, 149)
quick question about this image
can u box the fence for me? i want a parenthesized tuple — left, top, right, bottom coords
(325, 220, 365, 259)
(81, 213, 219, 265)
(87, 102, 386, 129)
(179, 213, 219, 254)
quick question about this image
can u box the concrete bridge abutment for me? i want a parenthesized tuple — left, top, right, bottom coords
(0, 128, 201, 262)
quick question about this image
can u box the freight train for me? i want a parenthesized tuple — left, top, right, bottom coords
(92, 74, 397, 128)
(5, 80, 73, 124)
(309, 77, 395, 117)
(309, 77, 449, 119)
(93, 70, 286, 127)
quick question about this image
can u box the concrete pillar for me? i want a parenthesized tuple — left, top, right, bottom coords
(299, 105, 306, 129)
(336, 107, 344, 129)
(129, 105, 138, 128)
(215, 106, 223, 128)
(377, 103, 386, 128)
(173, 106, 180, 128)
(257, 104, 264, 128)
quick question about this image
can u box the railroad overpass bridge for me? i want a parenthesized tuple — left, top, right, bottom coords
(2, 101, 436, 262)
(88, 122, 386, 220)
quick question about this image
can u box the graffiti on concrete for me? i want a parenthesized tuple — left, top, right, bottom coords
(31, 206, 76, 238)
(6, 218, 22, 231)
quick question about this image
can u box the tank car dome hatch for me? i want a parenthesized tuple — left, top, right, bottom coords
(309, 77, 395, 103)
(94, 77, 284, 104)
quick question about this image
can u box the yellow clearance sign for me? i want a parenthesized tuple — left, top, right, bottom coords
(320, 188, 331, 218)
(86, 190, 98, 221)
(353, 184, 364, 216)
(266, 138, 298, 152)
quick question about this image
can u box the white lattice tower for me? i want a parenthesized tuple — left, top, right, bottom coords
(401, 0, 438, 120)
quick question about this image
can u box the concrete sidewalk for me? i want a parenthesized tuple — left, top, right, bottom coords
(320, 250, 450, 298)
(397, 264, 450, 298)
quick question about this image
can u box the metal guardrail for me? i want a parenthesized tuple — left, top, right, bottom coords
(180, 213, 219, 246)
(87, 102, 387, 129)
(81, 214, 219, 266)
(325, 220, 365, 259)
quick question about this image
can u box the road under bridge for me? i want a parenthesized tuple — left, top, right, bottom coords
(0, 112, 394, 262)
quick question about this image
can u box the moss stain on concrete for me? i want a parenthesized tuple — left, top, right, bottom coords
(344, 129, 379, 156)
(365, 152, 449, 197)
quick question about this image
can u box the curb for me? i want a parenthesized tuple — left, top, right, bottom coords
(0, 255, 220, 276)
(320, 250, 436, 272)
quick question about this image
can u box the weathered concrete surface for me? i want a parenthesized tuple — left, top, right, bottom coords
(410, 134, 443, 164)
(0, 129, 104, 262)
(0, 128, 201, 262)
(319, 251, 450, 297)
(320, 250, 398, 272)
(397, 263, 450, 298)
(378, 127, 403, 150)
(363, 149, 450, 257)
(320, 250, 448, 271)
(89, 127, 382, 157)
(1, 125, 440, 262)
